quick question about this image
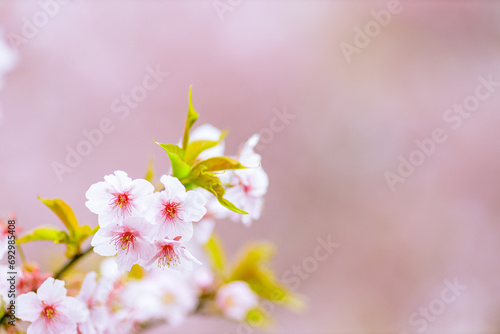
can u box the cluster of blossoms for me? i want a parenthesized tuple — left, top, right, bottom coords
(7, 259, 259, 333)
(87, 171, 206, 272)
(85, 123, 268, 272)
(190, 125, 269, 241)
(5, 114, 275, 333)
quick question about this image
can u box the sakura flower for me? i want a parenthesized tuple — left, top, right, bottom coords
(226, 134, 269, 226)
(191, 267, 215, 291)
(76, 272, 111, 334)
(189, 123, 226, 160)
(146, 236, 201, 271)
(17, 277, 89, 334)
(216, 281, 259, 321)
(121, 270, 198, 326)
(145, 175, 206, 241)
(91, 216, 156, 271)
(85, 170, 154, 227)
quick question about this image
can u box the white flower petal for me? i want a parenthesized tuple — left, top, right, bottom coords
(91, 231, 118, 257)
(27, 317, 49, 334)
(179, 246, 202, 265)
(60, 297, 89, 323)
(77, 272, 97, 301)
(85, 182, 114, 214)
(36, 277, 67, 303)
(103, 170, 131, 192)
(181, 191, 207, 222)
(160, 175, 186, 198)
(130, 179, 154, 198)
(160, 220, 193, 241)
(17, 292, 42, 322)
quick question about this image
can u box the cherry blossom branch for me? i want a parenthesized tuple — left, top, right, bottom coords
(54, 246, 93, 279)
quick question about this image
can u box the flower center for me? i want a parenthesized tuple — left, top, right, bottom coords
(225, 296, 235, 308)
(158, 243, 180, 268)
(162, 293, 176, 305)
(111, 231, 136, 253)
(41, 304, 57, 320)
(111, 191, 132, 217)
(161, 201, 180, 222)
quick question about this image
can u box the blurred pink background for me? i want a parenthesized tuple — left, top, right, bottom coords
(2, 1, 500, 333)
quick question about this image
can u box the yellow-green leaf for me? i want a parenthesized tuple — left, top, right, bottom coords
(184, 130, 227, 165)
(190, 174, 248, 215)
(155, 141, 190, 180)
(184, 140, 219, 165)
(246, 307, 272, 328)
(17, 227, 69, 244)
(144, 156, 155, 182)
(74, 225, 94, 245)
(204, 234, 227, 278)
(38, 197, 78, 237)
(182, 86, 199, 150)
(230, 242, 304, 310)
(191, 157, 247, 175)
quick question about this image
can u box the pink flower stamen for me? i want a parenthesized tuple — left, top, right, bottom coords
(111, 191, 132, 217)
(111, 230, 136, 253)
(157, 243, 180, 268)
(161, 201, 181, 223)
(41, 303, 59, 322)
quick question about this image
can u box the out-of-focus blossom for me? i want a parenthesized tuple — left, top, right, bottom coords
(0, 265, 50, 305)
(226, 134, 269, 226)
(91, 216, 156, 271)
(216, 281, 258, 321)
(17, 266, 50, 295)
(145, 175, 206, 241)
(17, 277, 89, 334)
(85, 170, 154, 227)
(191, 267, 215, 291)
(77, 271, 112, 334)
(121, 270, 198, 326)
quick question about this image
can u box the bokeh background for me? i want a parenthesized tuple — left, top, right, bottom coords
(1, 1, 500, 333)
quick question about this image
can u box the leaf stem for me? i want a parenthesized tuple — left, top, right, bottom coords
(17, 242, 27, 266)
(54, 246, 93, 279)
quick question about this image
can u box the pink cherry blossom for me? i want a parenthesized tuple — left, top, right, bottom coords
(191, 267, 215, 291)
(121, 270, 198, 326)
(146, 236, 201, 271)
(216, 281, 259, 321)
(77, 272, 112, 334)
(145, 175, 206, 241)
(226, 134, 269, 226)
(91, 216, 156, 271)
(85, 170, 154, 227)
(17, 277, 89, 334)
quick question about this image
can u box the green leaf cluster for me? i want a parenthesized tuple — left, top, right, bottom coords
(203, 234, 304, 319)
(154, 86, 248, 215)
(18, 197, 96, 257)
(229, 242, 304, 310)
